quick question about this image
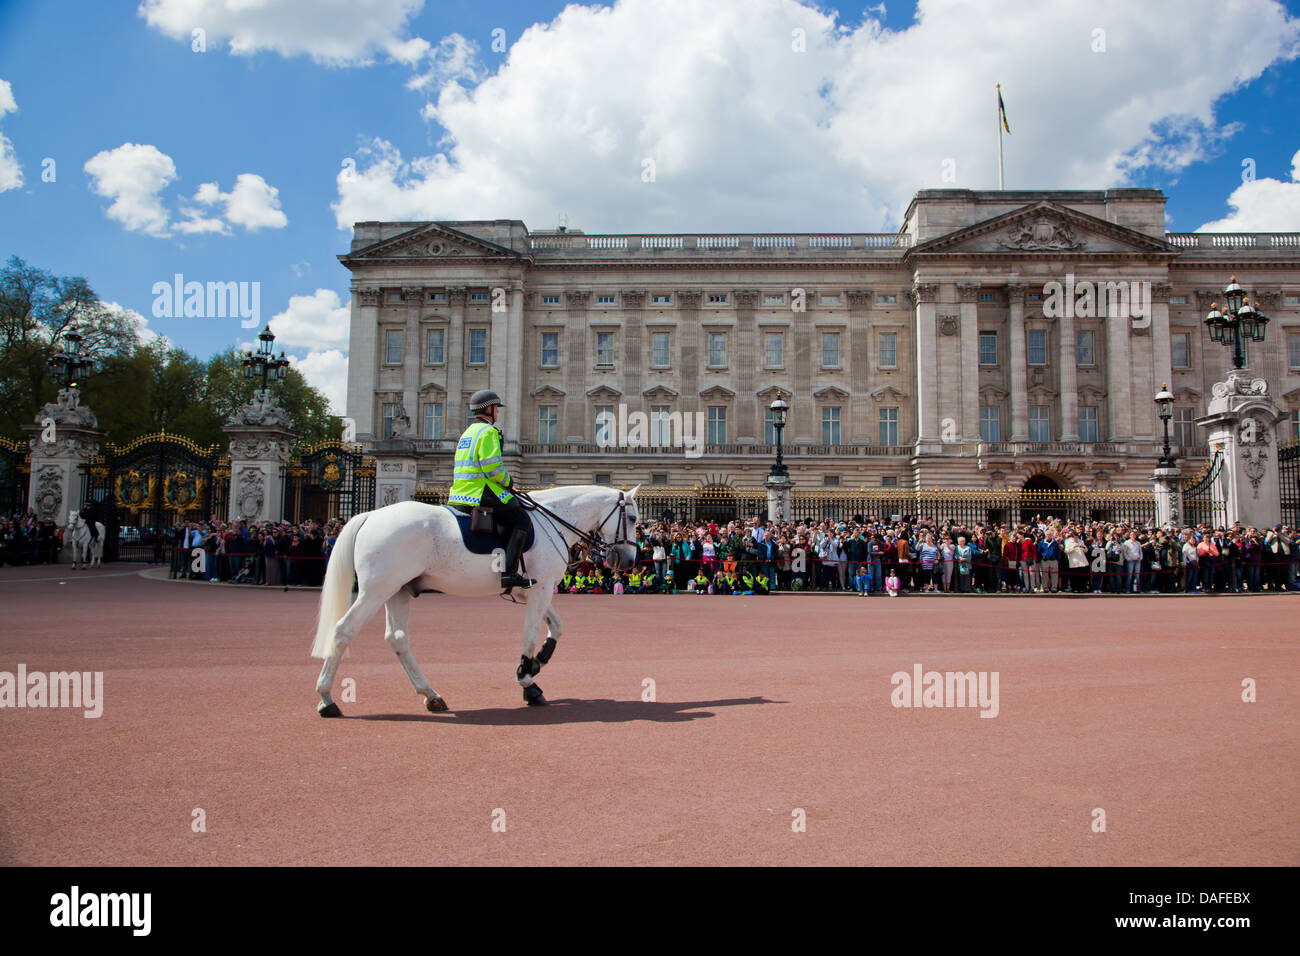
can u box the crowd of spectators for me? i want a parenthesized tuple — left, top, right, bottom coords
(605, 514, 1300, 595)
(0, 510, 63, 566)
(171, 517, 341, 586)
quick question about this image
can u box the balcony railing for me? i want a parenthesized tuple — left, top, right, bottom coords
(527, 232, 911, 252)
(413, 439, 1211, 458)
(1166, 232, 1300, 249)
(977, 441, 1209, 458)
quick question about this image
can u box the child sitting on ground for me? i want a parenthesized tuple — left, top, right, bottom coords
(885, 571, 901, 597)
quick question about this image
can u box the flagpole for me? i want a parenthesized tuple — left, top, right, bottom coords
(997, 83, 1004, 190)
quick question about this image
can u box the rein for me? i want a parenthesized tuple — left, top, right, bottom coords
(513, 488, 631, 565)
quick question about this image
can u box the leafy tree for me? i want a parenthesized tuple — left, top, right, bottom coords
(0, 255, 139, 436)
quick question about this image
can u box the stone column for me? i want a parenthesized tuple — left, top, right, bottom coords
(446, 287, 466, 432)
(224, 393, 296, 523)
(1106, 309, 1132, 440)
(1006, 282, 1028, 441)
(502, 282, 526, 452)
(1197, 370, 1287, 528)
(23, 389, 102, 560)
(402, 287, 423, 430)
(372, 441, 418, 508)
(957, 283, 981, 440)
(1149, 282, 1173, 440)
(912, 282, 939, 447)
(1058, 308, 1079, 442)
(347, 287, 381, 441)
(1150, 465, 1182, 529)
(733, 290, 759, 440)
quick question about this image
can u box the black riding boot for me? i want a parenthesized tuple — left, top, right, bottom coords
(501, 527, 535, 591)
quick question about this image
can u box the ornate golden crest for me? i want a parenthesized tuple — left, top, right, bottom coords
(321, 453, 342, 488)
(165, 470, 204, 512)
(116, 470, 153, 512)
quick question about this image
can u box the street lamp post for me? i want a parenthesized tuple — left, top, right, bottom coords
(768, 398, 788, 480)
(48, 327, 97, 395)
(1203, 275, 1269, 371)
(242, 325, 290, 398)
(1154, 382, 1174, 468)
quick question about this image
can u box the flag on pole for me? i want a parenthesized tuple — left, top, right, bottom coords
(997, 83, 1011, 134)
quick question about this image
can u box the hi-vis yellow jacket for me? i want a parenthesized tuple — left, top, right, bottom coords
(448, 420, 513, 506)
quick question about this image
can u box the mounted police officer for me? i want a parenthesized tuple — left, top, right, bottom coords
(449, 389, 535, 592)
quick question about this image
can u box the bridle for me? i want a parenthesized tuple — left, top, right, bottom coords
(514, 488, 635, 565)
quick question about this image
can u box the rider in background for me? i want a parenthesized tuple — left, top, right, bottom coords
(448, 389, 535, 591)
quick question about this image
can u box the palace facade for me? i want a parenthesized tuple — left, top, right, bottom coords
(340, 189, 1300, 495)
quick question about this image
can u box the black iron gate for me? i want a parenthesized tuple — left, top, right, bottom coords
(1182, 450, 1227, 529)
(1281, 440, 1299, 528)
(0, 437, 29, 518)
(283, 440, 375, 524)
(81, 431, 224, 562)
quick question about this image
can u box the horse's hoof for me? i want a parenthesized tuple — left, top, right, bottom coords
(426, 695, 449, 712)
(523, 684, 548, 706)
(318, 702, 343, 718)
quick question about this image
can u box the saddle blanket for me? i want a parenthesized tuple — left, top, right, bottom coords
(443, 506, 535, 555)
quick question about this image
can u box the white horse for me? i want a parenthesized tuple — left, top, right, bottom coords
(66, 510, 105, 569)
(311, 485, 639, 717)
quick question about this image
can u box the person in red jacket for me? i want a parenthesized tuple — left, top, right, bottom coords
(1020, 532, 1038, 593)
(1003, 532, 1022, 592)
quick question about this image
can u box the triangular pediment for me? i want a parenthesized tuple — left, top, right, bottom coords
(699, 385, 736, 401)
(870, 384, 907, 401)
(585, 385, 623, 402)
(909, 201, 1176, 257)
(755, 385, 792, 401)
(813, 385, 851, 400)
(979, 384, 1010, 401)
(342, 222, 525, 262)
(531, 385, 566, 399)
(641, 385, 680, 401)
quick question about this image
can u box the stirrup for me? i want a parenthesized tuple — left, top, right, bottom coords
(501, 572, 535, 592)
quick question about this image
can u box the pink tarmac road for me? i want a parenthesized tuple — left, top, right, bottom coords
(0, 565, 1296, 866)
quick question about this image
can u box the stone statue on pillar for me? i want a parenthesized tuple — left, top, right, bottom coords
(23, 388, 103, 544)
(225, 391, 296, 523)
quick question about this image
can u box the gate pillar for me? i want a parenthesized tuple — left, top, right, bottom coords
(22, 389, 102, 561)
(1150, 465, 1182, 529)
(1197, 369, 1286, 529)
(225, 393, 296, 524)
(371, 437, 418, 507)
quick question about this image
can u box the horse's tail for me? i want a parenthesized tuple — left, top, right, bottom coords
(311, 511, 369, 659)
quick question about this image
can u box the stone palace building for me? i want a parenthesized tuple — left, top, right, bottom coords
(341, 188, 1300, 496)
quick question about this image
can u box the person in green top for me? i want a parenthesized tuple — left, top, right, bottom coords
(641, 569, 658, 593)
(694, 571, 710, 593)
(561, 570, 575, 592)
(754, 571, 769, 595)
(448, 389, 534, 592)
(741, 569, 755, 592)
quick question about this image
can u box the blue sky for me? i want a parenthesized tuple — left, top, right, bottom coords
(1, 0, 1298, 414)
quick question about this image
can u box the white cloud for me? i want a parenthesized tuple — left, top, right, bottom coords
(289, 349, 348, 415)
(406, 33, 481, 92)
(268, 288, 350, 350)
(1198, 149, 1300, 231)
(85, 142, 287, 237)
(178, 173, 288, 233)
(138, 0, 428, 66)
(102, 300, 160, 346)
(84, 143, 177, 237)
(333, 0, 1300, 233)
(0, 78, 21, 192)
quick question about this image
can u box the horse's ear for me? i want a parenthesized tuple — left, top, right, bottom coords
(628, 484, 640, 499)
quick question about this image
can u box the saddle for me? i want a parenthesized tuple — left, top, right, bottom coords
(443, 506, 535, 555)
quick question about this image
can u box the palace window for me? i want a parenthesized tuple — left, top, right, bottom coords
(708, 294, 727, 304)
(764, 405, 782, 444)
(1171, 332, 1191, 370)
(596, 295, 616, 304)
(1169, 295, 1188, 305)
(595, 473, 611, 485)
(538, 406, 558, 443)
(422, 403, 443, 440)
(650, 406, 672, 445)
(877, 294, 897, 305)
(1029, 405, 1051, 442)
(823, 475, 840, 486)
(540, 332, 559, 367)
(426, 328, 445, 365)
(468, 329, 488, 364)
(822, 332, 841, 368)
(881, 475, 899, 487)
(878, 407, 898, 445)
(708, 332, 727, 367)
(469, 292, 489, 302)
(707, 406, 727, 444)
(979, 332, 998, 366)
(429, 292, 446, 302)
(979, 406, 1001, 442)
(978, 292, 995, 302)
(595, 331, 615, 367)
(764, 294, 784, 305)
(1288, 332, 1300, 370)
(384, 329, 403, 365)
(765, 332, 784, 368)
(879, 332, 897, 368)
(1173, 407, 1195, 447)
(1284, 294, 1300, 306)
(1076, 330, 1095, 366)
(820, 295, 839, 305)
(822, 406, 842, 445)
(652, 473, 668, 485)
(1078, 406, 1099, 443)
(595, 406, 614, 444)
(1292, 409, 1300, 442)
(386, 291, 404, 303)
(539, 472, 556, 485)
(652, 294, 672, 304)
(652, 332, 671, 367)
(381, 402, 397, 439)
(1027, 329, 1047, 366)
(541, 295, 560, 305)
